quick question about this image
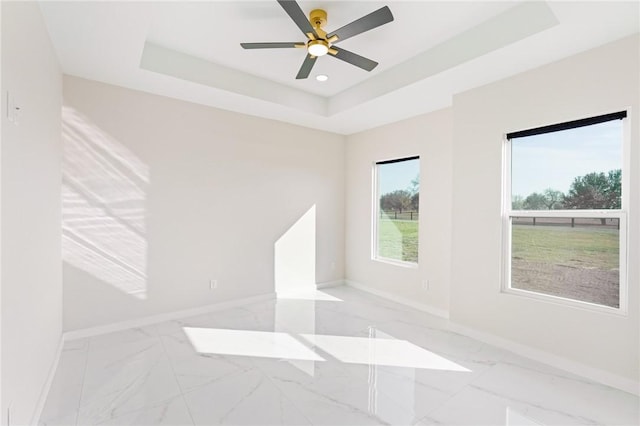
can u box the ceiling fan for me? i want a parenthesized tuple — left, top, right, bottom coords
(241, 0, 394, 79)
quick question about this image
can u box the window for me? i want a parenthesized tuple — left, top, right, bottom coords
(503, 112, 627, 312)
(373, 156, 420, 265)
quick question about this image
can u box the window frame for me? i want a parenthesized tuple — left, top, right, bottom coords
(371, 156, 420, 268)
(501, 112, 629, 315)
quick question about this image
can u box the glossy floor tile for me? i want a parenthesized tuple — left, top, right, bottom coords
(39, 287, 639, 425)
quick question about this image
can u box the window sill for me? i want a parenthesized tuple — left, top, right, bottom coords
(373, 256, 419, 269)
(501, 287, 627, 316)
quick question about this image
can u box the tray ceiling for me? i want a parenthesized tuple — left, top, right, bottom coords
(39, 1, 639, 134)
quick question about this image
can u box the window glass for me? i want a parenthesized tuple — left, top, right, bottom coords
(376, 158, 419, 264)
(506, 116, 625, 310)
(511, 120, 622, 210)
(511, 217, 620, 308)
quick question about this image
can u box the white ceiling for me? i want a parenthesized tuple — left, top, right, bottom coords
(39, 1, 639, 135)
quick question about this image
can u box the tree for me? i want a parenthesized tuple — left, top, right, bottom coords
(408, 174, 419, 196)
(408, 174, 419, 211)
(563, 169, 621, 210)
(512, 195, 525, 210)
(542, 188, 564, 210)
(605, 169, 622, 209)
(518, 189, 564, 210)
(380, 190, 412, 213)
(523, 192, 547, 210)
(410, 192, 419, 212)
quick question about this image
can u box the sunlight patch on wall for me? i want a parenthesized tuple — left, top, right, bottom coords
(275, 205, 316, 295)
(62, 106, 149, 299)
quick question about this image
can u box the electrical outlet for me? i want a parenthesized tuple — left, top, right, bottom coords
(6, 92, 21, 125)
(209, 279, 217, 290)
(422, 279, 429, 290)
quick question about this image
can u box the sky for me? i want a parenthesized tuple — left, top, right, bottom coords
(376, 119, 622, 198)
(511, 120, 622, 198)
(378, 158, 419, 195)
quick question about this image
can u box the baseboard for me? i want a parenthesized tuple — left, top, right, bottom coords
(345, 279, 450, 319)
(344, 279, 638, 396)
(448, 322, 639, 396)
(31, 335, 64, 425)
(64, 292, 276, 341)
(316, 279, 345, 289)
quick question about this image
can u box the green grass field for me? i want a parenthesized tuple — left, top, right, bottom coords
(377, 220, 618, 273)
(378, 219, 418, 263)
(511, 224, 620, 307)
(511, 225, 619, 270)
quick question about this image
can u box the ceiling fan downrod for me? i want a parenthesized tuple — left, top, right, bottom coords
(305, 10, 337, 57)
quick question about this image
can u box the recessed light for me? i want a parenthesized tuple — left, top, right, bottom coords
(316, 74, 329, 82)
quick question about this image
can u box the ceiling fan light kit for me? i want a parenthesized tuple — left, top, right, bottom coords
(241, 0, 394, 79)
(307, 39, 329, 57)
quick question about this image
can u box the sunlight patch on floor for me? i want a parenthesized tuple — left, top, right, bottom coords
(300, 333, 470, 371)
(183, 327, 325, 361)
(184, 326, 469, 372)
(277, 290, 343, 301)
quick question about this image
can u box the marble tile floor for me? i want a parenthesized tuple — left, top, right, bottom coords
(39, 286, 639, 426)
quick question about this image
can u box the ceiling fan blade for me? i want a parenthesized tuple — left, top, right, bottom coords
(241, 42, 304, 49)
(327, 6, 394, 43)
(296, 54, 317, 79)
(329, 46, 378, 72)
(277, 0, 317, 38)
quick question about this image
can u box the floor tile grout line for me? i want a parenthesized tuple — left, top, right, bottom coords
(159, 302, 315, 424)
(344, 318, 481, 424)
(73, 339, 91, 426)
(157, 333, 198, 426)
(252, 360, 319, 426)
(255, 319, 390, 425)
(416, 356, 501, 423)
(234, 300, 317, 425)
(259, 360, 398, 426)
(78, 334, 183, 424)
(276, 292, 458, 424)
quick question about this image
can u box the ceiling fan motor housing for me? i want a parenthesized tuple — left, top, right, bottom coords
(309, 9, 327, 29)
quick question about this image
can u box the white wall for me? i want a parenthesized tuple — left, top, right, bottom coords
(450, 35, 639, 383)
(62, 76, 345, 331)
(345, 108, 453, 316)
(344, 34, 639, 387)
(1, 2, 63, 424)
